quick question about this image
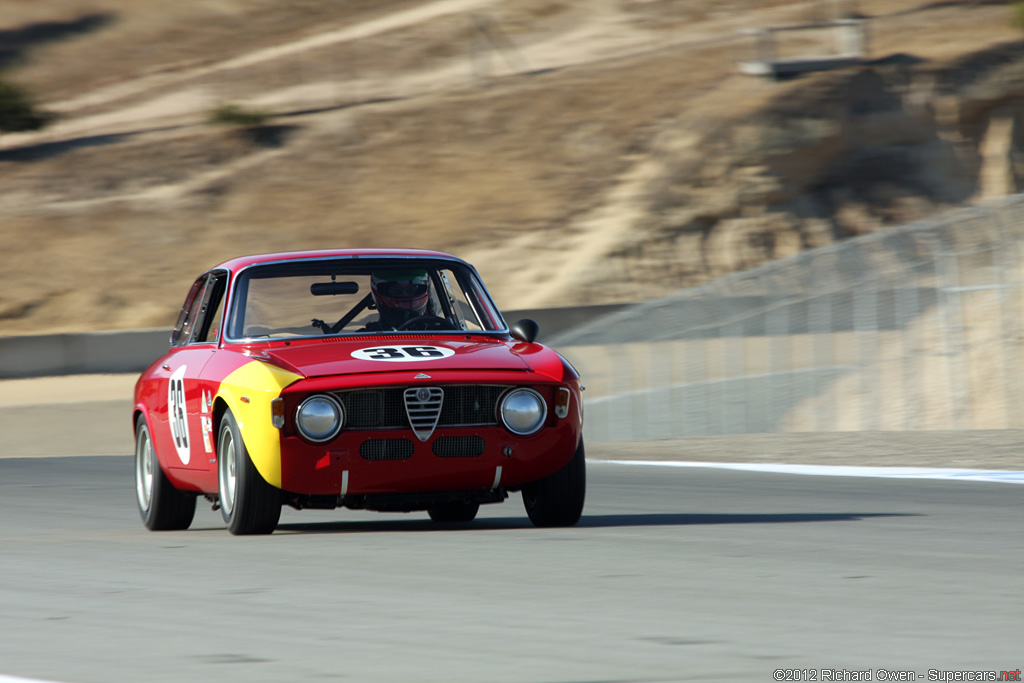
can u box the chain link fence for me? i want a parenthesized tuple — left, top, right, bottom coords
(550, 196, 1024, 441)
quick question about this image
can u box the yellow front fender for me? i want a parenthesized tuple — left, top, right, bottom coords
(216, 361, 303, 488)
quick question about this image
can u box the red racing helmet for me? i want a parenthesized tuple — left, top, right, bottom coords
(371, 268, 430, 326)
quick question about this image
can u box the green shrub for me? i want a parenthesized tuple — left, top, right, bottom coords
(1013, 2, 1024, 31)
(0, 79, 48, 134)
(208, 103, 268, 128)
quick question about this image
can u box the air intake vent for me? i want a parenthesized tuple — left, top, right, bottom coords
(360, 438, 415, 461)
(404, 387, 443, 441)
(432, 436, 486, 458)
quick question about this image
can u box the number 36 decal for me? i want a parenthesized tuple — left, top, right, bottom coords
(351, 346, 455, 362)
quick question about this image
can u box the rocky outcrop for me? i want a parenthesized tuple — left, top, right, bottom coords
(588, 49, 1024, 302)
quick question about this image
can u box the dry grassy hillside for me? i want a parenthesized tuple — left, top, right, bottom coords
(1, 0, 1022, 334)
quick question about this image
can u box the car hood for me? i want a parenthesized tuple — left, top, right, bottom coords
(254, 337, 534, 378)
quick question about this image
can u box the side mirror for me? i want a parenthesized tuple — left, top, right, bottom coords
(510, 319, 539, 343)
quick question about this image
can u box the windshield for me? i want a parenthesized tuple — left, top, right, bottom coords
(226, 259, 505, 340)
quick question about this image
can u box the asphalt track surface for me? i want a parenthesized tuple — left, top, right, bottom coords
(1, 456, 1022, 683)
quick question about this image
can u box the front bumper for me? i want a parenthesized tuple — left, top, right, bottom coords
(278, 421, 581, 497)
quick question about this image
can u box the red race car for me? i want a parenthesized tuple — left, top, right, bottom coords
(133, 249, 585, 534)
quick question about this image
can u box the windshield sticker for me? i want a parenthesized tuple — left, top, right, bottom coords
(168, 365, 190, 464)
(351, 346, 455, 362)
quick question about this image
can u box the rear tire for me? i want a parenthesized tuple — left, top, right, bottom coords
(522, 438, 586, 528)
(218, 410, 281, 535)
(135, 417, 195, 531)
(427, 502, 480, 523)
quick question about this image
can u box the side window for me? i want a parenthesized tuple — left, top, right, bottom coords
(193, 274, 227, 344)
(452, 268, 502, 331)
(438, 269, 473, 330)
(170, 277, 206, 348)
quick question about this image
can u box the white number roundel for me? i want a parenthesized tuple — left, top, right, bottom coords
(168, 365, 190, 464)
(351, 346, 455, 362)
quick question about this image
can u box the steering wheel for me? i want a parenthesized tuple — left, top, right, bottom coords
(397, 315, 456, 331)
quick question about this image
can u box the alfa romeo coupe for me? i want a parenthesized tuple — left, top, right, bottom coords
(133, 249, 585, 534)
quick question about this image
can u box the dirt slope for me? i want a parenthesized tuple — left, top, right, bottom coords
(0, 0, 1021, 334)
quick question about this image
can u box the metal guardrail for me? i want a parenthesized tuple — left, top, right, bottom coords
(551, 196, 1024, 440)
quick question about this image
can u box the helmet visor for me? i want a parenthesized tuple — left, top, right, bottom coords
(375, 281, 429, 299)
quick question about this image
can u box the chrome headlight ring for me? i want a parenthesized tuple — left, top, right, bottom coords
(295, 394, 344, 443)
(498, 388, 548, 436)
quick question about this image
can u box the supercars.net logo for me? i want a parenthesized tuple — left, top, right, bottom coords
(773, 669, 1021, 681)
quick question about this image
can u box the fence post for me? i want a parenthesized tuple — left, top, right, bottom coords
(929, 229, 971, 429)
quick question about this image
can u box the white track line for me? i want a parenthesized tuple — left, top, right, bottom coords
(593, 460, 1024, 485)
(0, 676, 64, 683)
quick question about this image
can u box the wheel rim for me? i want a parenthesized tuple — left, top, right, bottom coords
(135, 424, 154, 512)
(218, 425, 237, 516)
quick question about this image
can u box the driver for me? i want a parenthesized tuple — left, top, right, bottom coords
(368, 268, 432, 330)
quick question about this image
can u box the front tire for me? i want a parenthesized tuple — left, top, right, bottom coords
(135, 416, 195, 531)
(522, 438, 586, 527)
(218, 410, 281, 535)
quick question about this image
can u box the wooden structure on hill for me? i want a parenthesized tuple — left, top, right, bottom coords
(740, 19, 867, 78)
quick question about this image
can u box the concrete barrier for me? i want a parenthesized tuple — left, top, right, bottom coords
(0, 304, 630, 379)
(0, 329, 170, 379)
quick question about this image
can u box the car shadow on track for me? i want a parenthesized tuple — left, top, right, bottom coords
(274, 512, 918, 534)
(578, 512, 919, 527)
(275, 518, 528, 534)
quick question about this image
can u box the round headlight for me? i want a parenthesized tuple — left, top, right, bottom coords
(499, 388, 547, 436)
(295, 395, 343, 442)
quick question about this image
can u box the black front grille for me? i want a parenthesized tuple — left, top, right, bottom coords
(438, 386, 504, 427)
(341, 389, 406, 429)
(360, 438, 415, 461)
(432, 436, 486, 458)
(335, 386, 503, 431)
